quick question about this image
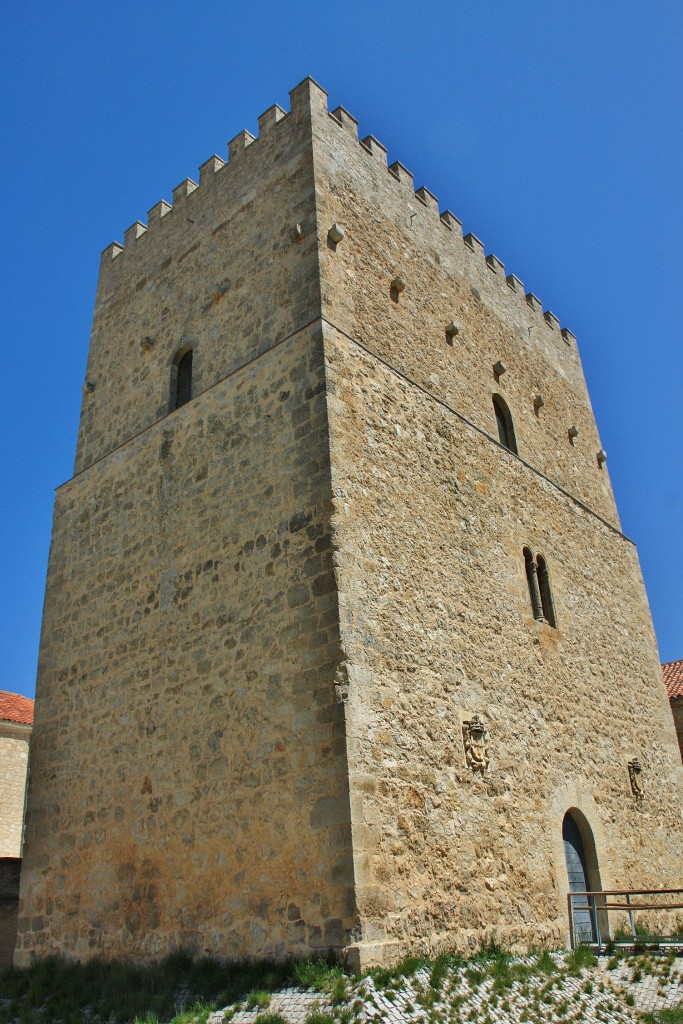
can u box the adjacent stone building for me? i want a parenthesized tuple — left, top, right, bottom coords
(0, 691, 33, 858)
(1, 690, 33, 967)
(663, 661, 683, 761)
(17, 79, 683, 968)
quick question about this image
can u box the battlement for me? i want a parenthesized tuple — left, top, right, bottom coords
(100, 76, 576, 344)
(323, 100, 574, 346)
(321, 94, 578, 347)
(99, 77, 329, 269)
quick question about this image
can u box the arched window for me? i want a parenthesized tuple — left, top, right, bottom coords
(523, 548, 557, 628)
(492, 394, 517, 454)
(536, 554, 556, 628)
(173, 349, 193, 410)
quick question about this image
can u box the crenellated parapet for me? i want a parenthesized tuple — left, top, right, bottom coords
(98, 78, 325, 273)
(322, 92, 578, 348)
(99, 76, 577, 346)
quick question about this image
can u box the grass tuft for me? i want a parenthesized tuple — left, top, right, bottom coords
(303, 1012, 338, 1024)
(369, 954, 426, 989)
(534, 950, 556, 975)
(566, 945, 597, 974)
(428, 954, 451, 991)
(641, 1012, 683, 1024)
(292, 958, 344, 991)
(246, 990, 272, 1009)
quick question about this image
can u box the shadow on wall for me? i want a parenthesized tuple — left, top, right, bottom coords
(0, 858, 22, 967)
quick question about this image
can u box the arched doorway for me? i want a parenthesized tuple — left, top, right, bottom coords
(563, 811, 598, 943)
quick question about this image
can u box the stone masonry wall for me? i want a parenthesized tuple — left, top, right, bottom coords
(17, 324, 356, 964)
(20, 77, 683, 970)
(76, 79, 323, 474)
(0, 723, 30, 857)
(311, 97, 618, 528)
(323, 326, 683, 967)
(304, 87, 682, 963)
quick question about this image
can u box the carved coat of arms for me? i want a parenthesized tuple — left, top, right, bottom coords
(628, 758, 644, 803)
(463, 714, 490, 774)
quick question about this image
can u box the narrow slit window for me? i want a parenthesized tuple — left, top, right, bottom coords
(524, 547, 543, 621)
(493, 395, 517, 454)
(174, 349, 193, 410)
(536, 555, 557, 628)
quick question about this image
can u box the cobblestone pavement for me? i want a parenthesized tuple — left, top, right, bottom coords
(608, 951, 683, 1014)
(207, 952, 683, 1024)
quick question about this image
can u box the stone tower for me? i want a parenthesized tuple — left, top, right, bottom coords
(17, 78, 683, 969)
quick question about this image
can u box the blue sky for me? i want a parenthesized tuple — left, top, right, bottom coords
(1, 1, 681, 699)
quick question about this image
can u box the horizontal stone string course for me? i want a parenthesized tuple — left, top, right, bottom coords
(61, 315, 324, 487)
(320, 316, 633, 545)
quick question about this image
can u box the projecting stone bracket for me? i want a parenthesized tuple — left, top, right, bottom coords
(390, 275, 406, 300)
(328, 223, 345, 245)
(445, 320, 460, 343)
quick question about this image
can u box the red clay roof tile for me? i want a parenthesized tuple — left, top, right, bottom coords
(662, 660, 683, 701)
(0, 691, 34, 725)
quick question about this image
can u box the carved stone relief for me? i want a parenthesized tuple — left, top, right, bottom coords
(628, 758, 644, 803)
(463, 714, 490, 775)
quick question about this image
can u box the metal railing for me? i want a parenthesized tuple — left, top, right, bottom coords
(567, 888, 683, 949)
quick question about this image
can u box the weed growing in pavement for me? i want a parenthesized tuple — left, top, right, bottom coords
(246, 991, 272, 1010)
(292, 959, 345, 993)
(428, 953, 452, 991)
(641, 1010, 683, 1024)
(566, 944, 597, 974)
(534, 950, 556, 975)
(0, 944, 679, 1023)
(416, 987, 439, 1009)
(302, 1012, 338, 1024)
(368, 954, 426, 989)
